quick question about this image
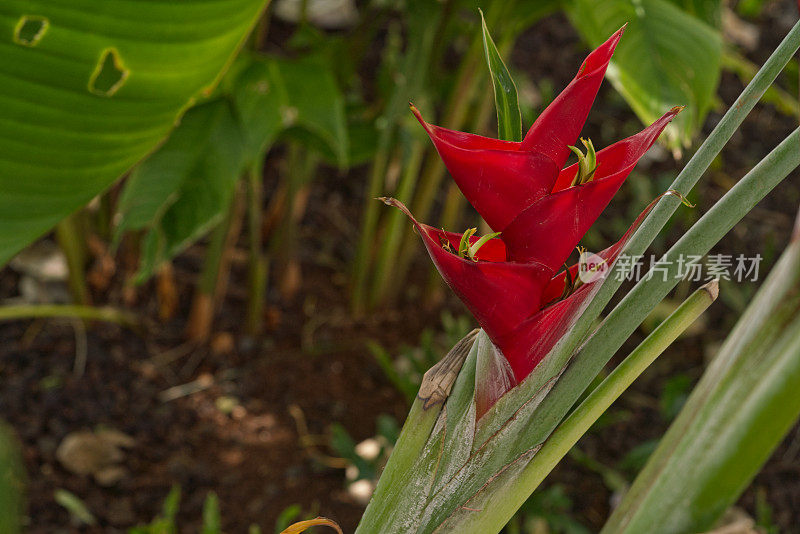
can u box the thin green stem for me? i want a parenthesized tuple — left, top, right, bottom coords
(55, 212, 90, 305)
(369, 141, 425, 306)
(246, 159, 268, 335)
(0, 304, 138, 328)
(350, 2, 446, 313)
(722, 49, 800, 118)
(525, 282, 718, 494)
(199, 205, 233, 298)
(187, 187, 244, 341)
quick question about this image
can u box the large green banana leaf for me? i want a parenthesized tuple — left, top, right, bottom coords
(0, 0, 269, 266)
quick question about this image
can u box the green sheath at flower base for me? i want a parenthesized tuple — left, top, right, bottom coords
(430, 282, 718, 534)
(568, 138, 597, 185)
(356, 331, 478, 533)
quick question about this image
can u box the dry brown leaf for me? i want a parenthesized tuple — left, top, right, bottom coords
(279, 516, 343, 534)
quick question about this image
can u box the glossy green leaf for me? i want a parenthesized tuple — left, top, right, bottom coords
(0, 0, 268, 266)
(603, 226, 800, 534)
(234, 53, 349, 167)
(569, 0, 722, 149)
(666, 0, 722, 27)
(480, 10, 522, 142)
(116, 53, 348, 280)
(116, 99, 245, 281)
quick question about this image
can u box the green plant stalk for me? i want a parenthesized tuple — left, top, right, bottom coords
(199, 204, 234, 299)
(490, 19, 800, 431)
(186, 188, 243, 341)
(54, 212, 90, 305)
(246, 160, 268, 335)
(603, 222, 800, 533)
(270, 144, 317, 259)
(722, 49, 799, 118)
(350, 1, 446, 313)
(0, 304, 138, 327)
(368, 141, 425, 307)
(92, 192, 113, 243)
(431, 282, 718, 533)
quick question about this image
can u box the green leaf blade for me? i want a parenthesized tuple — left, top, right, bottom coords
(603, 230, 800, 534)
(0, 0, 268, 265)
(480, 10, 522, 142)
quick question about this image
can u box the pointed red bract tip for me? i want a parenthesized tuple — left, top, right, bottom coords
(577, 25, 624, 80)
(410, 105, 560, 232)
(521, 28, 622, 168)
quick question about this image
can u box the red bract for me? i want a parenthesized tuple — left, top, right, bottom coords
(389, 28, 680, 414)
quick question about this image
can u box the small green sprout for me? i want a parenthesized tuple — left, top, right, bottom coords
(568, 137, 598, 186)
(455, 228, 502, 261)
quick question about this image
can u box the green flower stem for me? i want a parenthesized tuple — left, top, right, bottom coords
(0, 304, 138, 328)
(522, 282, 717, 506)
(437, 282, 717, 534)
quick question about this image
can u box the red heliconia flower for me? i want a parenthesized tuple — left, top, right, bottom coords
(410, 28, 626, 233)
(389, 27, 681, 416)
